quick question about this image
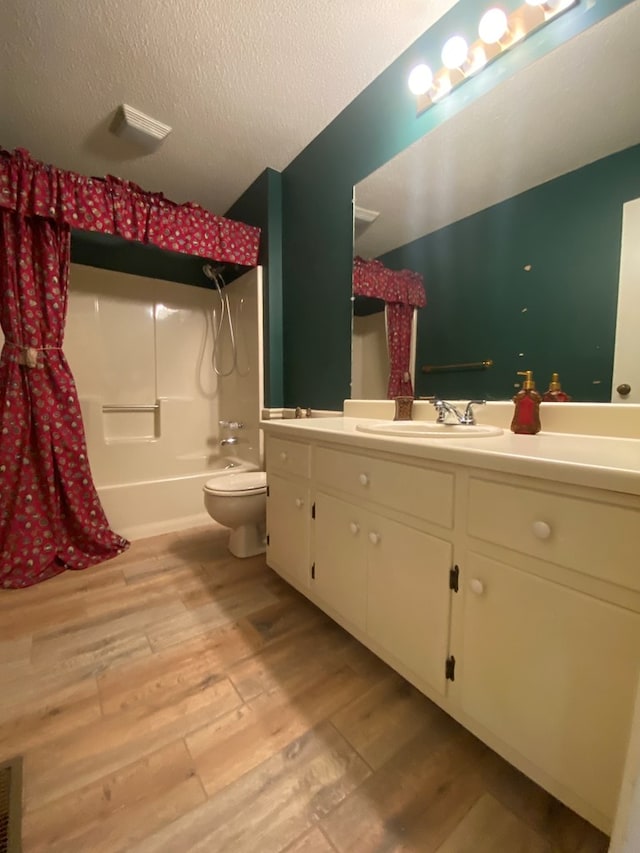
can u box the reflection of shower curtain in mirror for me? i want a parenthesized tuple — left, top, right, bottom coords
(386, 302, 415, 398)
(352, 257, 425, 399)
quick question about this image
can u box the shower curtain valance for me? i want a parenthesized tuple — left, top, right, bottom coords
(0, 148, 260, 266)
(353, 256, 426, 308)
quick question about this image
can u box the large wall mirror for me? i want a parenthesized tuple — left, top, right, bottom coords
(352, 1, 640, 403)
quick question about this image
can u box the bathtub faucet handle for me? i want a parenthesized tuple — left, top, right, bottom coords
(219, 420, 244, 430)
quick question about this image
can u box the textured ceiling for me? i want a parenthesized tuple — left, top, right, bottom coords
(0, 0, 456, 214)
(355, 2, 640, 258)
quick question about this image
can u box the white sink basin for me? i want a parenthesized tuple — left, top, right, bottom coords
(355, 421, 503, 439)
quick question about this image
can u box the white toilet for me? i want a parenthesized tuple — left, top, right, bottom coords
(203, 469, 267, 558)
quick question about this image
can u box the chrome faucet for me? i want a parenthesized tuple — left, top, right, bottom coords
(432, 399, 485, 425)
(220, 436, 239, 446)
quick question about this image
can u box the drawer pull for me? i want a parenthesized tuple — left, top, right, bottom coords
(532, 520, 552, 540)
(469, 578, 485, 596)
(295, 497, 304, 509)
(359, 473, 370, 487)
(349, 522, 360, 535)
(279, 451, 288, 462)
(368, 531, 381, 546)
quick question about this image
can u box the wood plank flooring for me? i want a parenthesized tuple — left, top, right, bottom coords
(0, 525, 610, 852)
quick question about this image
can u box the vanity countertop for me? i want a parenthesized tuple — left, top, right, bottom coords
(261, 416, 640, 497)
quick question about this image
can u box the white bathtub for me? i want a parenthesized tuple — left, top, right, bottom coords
(97, 457, 258, 541)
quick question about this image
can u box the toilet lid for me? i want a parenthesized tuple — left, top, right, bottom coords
(203, 471, 267, 497)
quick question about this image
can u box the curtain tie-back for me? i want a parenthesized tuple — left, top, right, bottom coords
(3, 340, 62, 368)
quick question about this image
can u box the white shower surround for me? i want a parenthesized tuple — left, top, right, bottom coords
(60, 264, 264, 540)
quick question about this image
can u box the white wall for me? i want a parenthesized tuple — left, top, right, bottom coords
(612, 197, 640, 404)
(66, 264, 223, 483)
(611, 675, 640, 851)
(216, 268, 264, 469)
(351, 311, 389, 399)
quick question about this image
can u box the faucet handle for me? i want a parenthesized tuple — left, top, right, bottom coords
(463, 400, 486, 424)
(431, 399, 447, 423)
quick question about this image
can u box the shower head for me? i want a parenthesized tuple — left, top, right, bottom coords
(203, 263, 226, 283)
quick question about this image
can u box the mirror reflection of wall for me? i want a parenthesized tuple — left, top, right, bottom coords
(351, 302, 418, 399)
(351, 311, 388, 400)
(352, 1, 640, 402)
(612, 197, 640, 405)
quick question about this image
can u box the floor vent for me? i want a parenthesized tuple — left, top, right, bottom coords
(0, 757, 22, 853)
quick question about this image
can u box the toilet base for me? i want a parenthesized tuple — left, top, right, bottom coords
(228, 522, 266, 558)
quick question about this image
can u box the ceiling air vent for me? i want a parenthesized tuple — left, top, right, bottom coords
(112, 104, 172, 150)
(354, 205, 380, 238)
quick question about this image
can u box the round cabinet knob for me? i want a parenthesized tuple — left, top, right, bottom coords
(532, 520, 552, 540)
(469, 578, 485, 596)
(295, 497, 304, 508)
(368, 531, 381, 546)
(279, 451, 288, 462)
(359, 473, 370, 487)
(617, 383, 631, 397)
(349, 522, 359, 535)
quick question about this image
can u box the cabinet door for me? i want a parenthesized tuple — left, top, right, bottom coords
(314, 492, 367, 631)
(266, 473, 310, 588)
(460, 551, 640, 823)
(367, 513, 452, 696)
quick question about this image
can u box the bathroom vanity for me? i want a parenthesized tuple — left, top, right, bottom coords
(262, 403, 640, 834)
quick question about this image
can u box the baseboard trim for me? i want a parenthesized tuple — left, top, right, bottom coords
(118, 512, 212, 542)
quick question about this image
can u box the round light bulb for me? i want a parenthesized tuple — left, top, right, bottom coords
(408, 64, 434, 95)
(441, 36, 468, 69)
(478, 8, 508, 43)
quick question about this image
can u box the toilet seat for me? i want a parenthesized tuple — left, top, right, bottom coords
(203, 471, 267, 497)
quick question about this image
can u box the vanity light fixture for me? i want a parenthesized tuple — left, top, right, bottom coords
(478, 8, 509, 43)
(411, 0, 578, 114)
(441, 35, 469, 69)
(408, 63, 434, 95)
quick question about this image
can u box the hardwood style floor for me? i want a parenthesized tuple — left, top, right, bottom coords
(0, 526, 610, 852)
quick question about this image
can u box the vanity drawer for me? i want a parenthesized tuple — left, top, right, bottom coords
(315, 446, 454, 529)
(468, 477, 640, 590)
(266, 436, 311, 479)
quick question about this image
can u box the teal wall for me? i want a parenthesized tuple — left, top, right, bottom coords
(281, 0, 633, 409)
(226, 168, 284, 407)
(380, 144, 640, 402)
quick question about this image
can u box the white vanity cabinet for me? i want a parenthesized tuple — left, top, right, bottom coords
(312, 445, 456, 698)
(453, 473, 640, 826)
(457, 550, 640, 823)
(265, 436, 312, 589)
(313, 491, 368, 630)
(364, 510, 452, 697)
(263, 427, 640, 832)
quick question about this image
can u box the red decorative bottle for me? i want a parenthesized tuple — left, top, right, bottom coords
(542, 373, 572, 402)
(510, 370, 542, 435)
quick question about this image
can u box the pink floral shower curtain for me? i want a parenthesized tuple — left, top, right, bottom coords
(0, 211, 129, 588)
(353, 257, 426, 399)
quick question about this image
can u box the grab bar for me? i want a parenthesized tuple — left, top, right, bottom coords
(422, 359, 493, 374)
(102, 404, 159, 413)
